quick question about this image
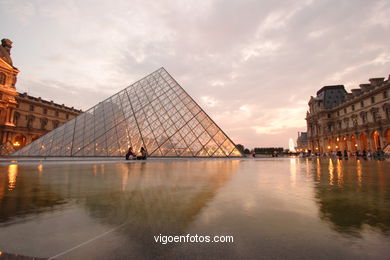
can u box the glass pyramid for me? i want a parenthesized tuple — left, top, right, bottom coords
(13, 68, 242, 157)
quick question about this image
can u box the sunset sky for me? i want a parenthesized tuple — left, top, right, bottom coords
(1, 0, 390, 148)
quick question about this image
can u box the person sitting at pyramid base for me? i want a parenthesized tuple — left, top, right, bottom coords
(126, 147, 136, 160)
(136, 147, 147, 160)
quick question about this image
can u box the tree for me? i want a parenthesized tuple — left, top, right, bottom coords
(253, 147, 284, 154)
(244, 148, 250, 154)
(236, 144, 245, 154)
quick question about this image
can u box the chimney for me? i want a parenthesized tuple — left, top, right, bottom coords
(369, 77, 385, 87)
(346, 93, 354, 100)
(351, 89, 362, 96)
(359, 83, 372, 92)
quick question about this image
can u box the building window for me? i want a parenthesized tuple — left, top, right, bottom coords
(53, 120, 59, 129)
(12, 76, 16, 86)
(361, 113, 367, 124)
(0, 72, 6, 85)
(373, 111, 378, 122)
(66, 113, 69, 119)
(344, 108, 347, 114)
(371, 96, 375, 104)
(29, 105, 34, 111)
(351, 115, 358, 126)
(384, 91, 388, 99)
(27, 115, 35, 128)
(40, 118, 48, 130)
(43, 108, 47, 115)
(351, 104, 355, 111)
(371, 108, 380, 122)
(337, 111, 340, 116)
(55, 111, 59, 117)
(344, 118, 350, 128)
(13, 112, 20, 125)
(327, 113, 331, 118)
(360, 100, 364, 108)
(386, 108, 390, 120)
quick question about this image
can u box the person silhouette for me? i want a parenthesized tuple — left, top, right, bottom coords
(137, 147, 147, 160)
(125, 147, 136, 160)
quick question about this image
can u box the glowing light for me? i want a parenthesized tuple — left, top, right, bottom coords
(8, 164, 18, 190)
(336, 137, 339, 141)
(328, 159, 334, 185)
(336, 159, 343, 186)
(328, 146, 331, 149)
(355, 144, 358, 147)
(315, 147, 318, 150)
(289, 138, 296, 152)
(13, 141, 20, 147)
(356, 160, 362, 187)
(336, 145, 338, 149)
(290, 159, 296, 186)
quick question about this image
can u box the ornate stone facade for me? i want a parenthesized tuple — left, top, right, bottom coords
(306, 75, 390, 155)
(296, 132, 308, 152)
(0, 38, 81, 155)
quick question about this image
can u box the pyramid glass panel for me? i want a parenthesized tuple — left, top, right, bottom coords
(13, 68, 242, 157)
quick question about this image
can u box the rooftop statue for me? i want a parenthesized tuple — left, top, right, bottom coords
(0, 38, 13, 66)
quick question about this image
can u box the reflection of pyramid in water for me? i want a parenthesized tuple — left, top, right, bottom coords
(13, 68, 242, 157)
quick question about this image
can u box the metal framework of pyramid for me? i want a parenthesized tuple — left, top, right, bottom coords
(13, 68, 242, 157)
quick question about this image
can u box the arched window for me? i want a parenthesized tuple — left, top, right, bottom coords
(40, 118, 48, 130)
(13, 112, 20, 125)
(0, 72, 6, 85)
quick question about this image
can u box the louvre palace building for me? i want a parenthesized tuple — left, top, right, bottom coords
(306, 75, 390, 155)
(0, 38, 81, 155)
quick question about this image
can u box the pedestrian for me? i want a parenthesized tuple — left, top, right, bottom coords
(137, 147, 147, 160)
(126, 146, 136, 160)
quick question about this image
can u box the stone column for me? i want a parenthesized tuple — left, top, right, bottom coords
(346, 135, 352, 153)
(357, 132, 363, 154)
(1, 131, 6, 144)
(5, 108, 10, 125)
(366, 131, 373, 152)
(322, 138, 327, 155)
(379, 131, 385, 149)
(9, 108, 15, 124)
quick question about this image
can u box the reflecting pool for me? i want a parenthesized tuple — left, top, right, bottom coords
(0, 158, 389, 259)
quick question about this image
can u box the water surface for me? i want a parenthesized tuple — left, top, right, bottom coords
(0, 158, 389, 259)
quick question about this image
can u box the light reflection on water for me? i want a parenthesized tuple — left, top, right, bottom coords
(7, 164, 18, 191)
(0, 159, 389, 259)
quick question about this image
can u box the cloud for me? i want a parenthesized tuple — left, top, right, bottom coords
(201, 96, 219, 108)
(1, 0, 389, 148)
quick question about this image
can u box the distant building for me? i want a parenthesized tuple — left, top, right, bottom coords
(306, 75, 390, 154)
(296, 132, 308, 152)
(0, 38, 81, 155)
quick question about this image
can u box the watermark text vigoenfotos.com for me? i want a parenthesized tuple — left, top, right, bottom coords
(154, 234, 234, 245)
